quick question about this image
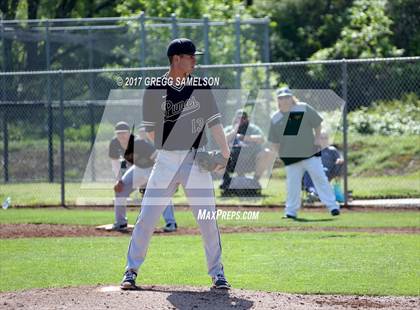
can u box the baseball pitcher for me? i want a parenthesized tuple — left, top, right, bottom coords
(120, 38, 231, 290)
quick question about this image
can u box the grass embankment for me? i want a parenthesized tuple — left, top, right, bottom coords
(1, 134, 419, 205)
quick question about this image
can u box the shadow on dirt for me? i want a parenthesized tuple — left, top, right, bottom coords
(139, 286, 254, 309)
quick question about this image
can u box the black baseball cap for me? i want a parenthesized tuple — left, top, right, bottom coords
(167, 38, 204, 57)
(114, 121, 130, 133)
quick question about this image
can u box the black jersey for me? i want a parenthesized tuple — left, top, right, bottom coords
(142, 74, 221, 151)
(108, 135, 156, 168)
(108, 134, 136, 161)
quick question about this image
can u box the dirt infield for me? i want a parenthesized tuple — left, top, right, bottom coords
(1, 223, 419, 239)
(1, 285, 418, 310)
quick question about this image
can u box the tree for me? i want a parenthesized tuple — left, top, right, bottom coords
(0, 0, 124, 71)
(114, 0, 265, 67)
(386, 0, 420, 56)
(309, 0, 413, 110)
(0, 0, 19, 70)
(311, 0, 403, 60)
(250, 0, 353, 61)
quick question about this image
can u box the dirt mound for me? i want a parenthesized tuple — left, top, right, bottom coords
(1, 224, 419, 239)
(1, 285, 418, 310)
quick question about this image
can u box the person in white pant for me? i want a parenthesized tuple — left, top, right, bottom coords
(120, 38, 231, 290)
(109, 122, 177, 231)
(268, 87, 340, 219)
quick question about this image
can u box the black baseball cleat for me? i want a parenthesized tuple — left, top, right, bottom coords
(163, 222, 177, 232)
(120, 270, 137, 290)
(282, 214, 297, 220)
(331, 209, 340, 216)
(212, 273, 231, 289)
(111, 223, 128, 231)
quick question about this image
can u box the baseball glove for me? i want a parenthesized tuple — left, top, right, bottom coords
(195, 151, 229, 172)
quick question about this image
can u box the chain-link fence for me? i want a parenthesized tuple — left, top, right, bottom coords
(0, 57, 419, 206)
(0, 14, 270, 71)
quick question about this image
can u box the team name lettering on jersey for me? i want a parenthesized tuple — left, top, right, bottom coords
(161, 96, 201, 121)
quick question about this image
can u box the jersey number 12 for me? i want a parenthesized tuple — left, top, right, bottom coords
(192, 118, 204, 134)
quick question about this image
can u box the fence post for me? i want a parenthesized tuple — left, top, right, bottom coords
(88, 27, 96, 181)
(341, 59, 349, 206)
(203, 15, 210, 65)
(1, 17, 5, 97)
(1, 18, 8, 182)
(139, 12, 146, 67)
(88, 26, 94, 96)
(171, 13, 178, 39)
(234, 15, 241, 89)
(0, 15, 3, 62)
(59, 71, 65, 207)
(45, 20, 54, 182)
(89, 102, 96, 181)
(2, 109, 8, 182)
(263, 16, 270, 88)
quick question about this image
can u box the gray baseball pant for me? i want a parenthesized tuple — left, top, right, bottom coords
(125, 149, 224, 277)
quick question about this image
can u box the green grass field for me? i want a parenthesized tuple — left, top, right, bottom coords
(1, 207, 419, 295)
(1, 232, 419, 295)
(1, 172, 420, 206)
(1, 208, 419, 229)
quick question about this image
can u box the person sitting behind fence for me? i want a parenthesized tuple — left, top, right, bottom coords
(109, 121, 177, 232)
(220, 109, 273, 190)
(302, 132, 345, 202)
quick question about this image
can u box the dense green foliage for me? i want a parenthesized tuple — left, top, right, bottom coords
(1, 1, 417, 113)
(311, 0, 403, 60)
(1, 0, 418, 71)
(349, 93, 420, 135)
(251, 0, 353, 61)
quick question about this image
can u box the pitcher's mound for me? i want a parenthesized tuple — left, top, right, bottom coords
(95, 224, 134, 231)
(1, 285, 418, 310)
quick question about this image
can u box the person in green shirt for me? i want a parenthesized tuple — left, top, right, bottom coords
(268, 87, 340, 219)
